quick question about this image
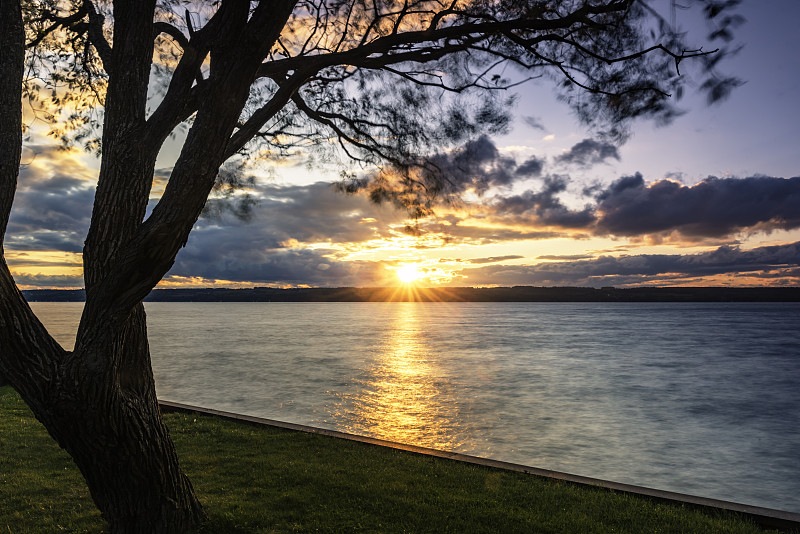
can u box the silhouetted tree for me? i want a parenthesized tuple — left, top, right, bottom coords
(0, 0, 740, 531)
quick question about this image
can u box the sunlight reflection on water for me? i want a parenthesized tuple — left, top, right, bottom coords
(325, 305, 464, 451)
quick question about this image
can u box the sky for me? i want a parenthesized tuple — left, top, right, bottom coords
(7, 1, 800, 290)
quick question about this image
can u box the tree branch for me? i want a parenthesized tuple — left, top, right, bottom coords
(223, 75, 307, 160)
(83, 0, 113, 72)
(144, 1, 257, 150)
(153, 21, 190, 49)
(255, 1, 638, 80)
(508, 30, 718, 76)
(0, 0, 25, 241)
(26, 5, 88, 49)
(25, 2, 113, 74)
(291, 92, 400, 165)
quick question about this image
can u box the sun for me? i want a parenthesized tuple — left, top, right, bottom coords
(396, 264, 424, 284)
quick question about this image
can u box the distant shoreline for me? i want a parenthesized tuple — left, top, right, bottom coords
(22, 286, 800, 302)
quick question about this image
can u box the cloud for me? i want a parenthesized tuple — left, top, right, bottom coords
(349, 136, 543, 214)
(413, 216, 568, 245)
(467, 255, 524, 264)
(170, 246, 388, 287)
(490, 175, 596, 229)
(515, 156, 545, 177)
(422, 135, 518, 195)
(166, 181, 407, 285)
(537, 254, 595, 260)
(468, 173, 800, 242)
(6, 160, 411, 287)
(459, 242, 800, 287)
(5, 149, 96, 253)
(522, 115, 547, 131)
(252, 181, 402, 243)
(594, 174, 800, 238)
(12, 273, 85, 289)
(555, 138, 620, 167)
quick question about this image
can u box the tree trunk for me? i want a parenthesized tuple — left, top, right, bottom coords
(60, 407, 204, 534)
(2, 297, 206, 533)
(0, 290, 207, 533)
(42, 398, 205, 533)
(43, 321, 205, 533)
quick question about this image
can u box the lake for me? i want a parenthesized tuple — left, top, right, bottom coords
(30, 301, 800, 513)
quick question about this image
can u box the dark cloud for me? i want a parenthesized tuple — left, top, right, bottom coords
(481, 173, 800, 241)
(747, 267, 800, 281)
(424, 135, 518, 195)
(555, 138, 620, 167)
(515, 156, 545, 177)
(594, 174, 800, 237)
(491, 175, 596, 229)
(460, 242, 800, 287)
(12, 273, 84, 288)
(537, 254, 595, 260)
(466, 255, 524, 264)
(414, 217, 568, 244)
(5, 256, 80, 268)
(350, 136, 543, 213)
(522, 116, 547, 131)
(5, 161, 95, 252)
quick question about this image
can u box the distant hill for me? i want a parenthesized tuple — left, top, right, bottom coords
(22, 286, 800, 302)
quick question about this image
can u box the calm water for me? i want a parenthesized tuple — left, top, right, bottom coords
(30, 301, 800, 512)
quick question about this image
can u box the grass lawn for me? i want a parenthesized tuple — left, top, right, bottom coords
(0, 386, 780, 533)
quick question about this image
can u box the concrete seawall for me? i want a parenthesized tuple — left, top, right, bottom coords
(160, 400, 800, 532)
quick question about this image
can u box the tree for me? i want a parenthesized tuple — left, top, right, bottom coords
(0, 0, 740, 532)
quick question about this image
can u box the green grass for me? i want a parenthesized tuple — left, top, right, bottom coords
(0, 386, 780, 533)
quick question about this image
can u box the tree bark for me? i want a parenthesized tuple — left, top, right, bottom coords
(0, 0, 24, 242)
(42, 307, 205, 534)
(0, 0, 29, 391)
